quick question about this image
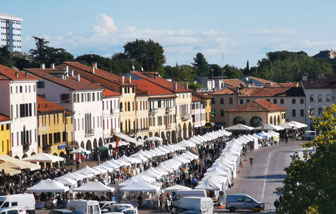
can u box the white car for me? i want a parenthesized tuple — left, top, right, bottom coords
(0, 207, 26, 214)
(102, 204, 137, 214)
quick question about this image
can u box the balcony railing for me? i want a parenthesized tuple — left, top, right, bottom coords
(182, 114, 191, 121)
(150, 108, 158, 115)
(165, 107, 173, 114)
(85, 129, 95, 137)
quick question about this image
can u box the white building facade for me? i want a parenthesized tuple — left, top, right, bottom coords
(0, 14, 22, 52)
(102, 91, 120, 142)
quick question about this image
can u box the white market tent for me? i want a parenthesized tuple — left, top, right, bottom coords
(287, 121, 308, 129)
(0, 155, 41, 171)
(55, 177, 77, 187)
(104, 141, 129, 148)
(116, 133, 144, 146)
(120, 181, 160, 192)
(225, 124, 254, 131)
(73, 181, 114, 192)
(69, 147, 91, 154)
(27, 179, 69, 193)
(77, 166, 100, 177)
(120, 174, 156, 187)
(254, 124, 284, 131)
(146, 136, 163, 142)
(163, 185, 191, 192)
(0, 162, 21, 176)
(59, 172, 86, 181)
(23, 153, 64, 163)
(195, 177, 224, 191)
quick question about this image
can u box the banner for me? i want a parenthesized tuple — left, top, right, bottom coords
(114, 137, 119, 156)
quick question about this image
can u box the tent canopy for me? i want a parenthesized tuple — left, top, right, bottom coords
(225, 124, 254, 131)
(116, 133, 143, 146)
(0, 155, 40, 171)
(146, 136, 163, 142)
(70, 147, 91, 154)
(0, 162, 21, 176)
(73, 181, 114, 192)
(120, 181, 160, 192)
(163, 185, 191, 192)
(254, 124, 284, 131)
(59, 172, 86, 181)
(23, 153, 64, 163)
(26, 179, 69, 193)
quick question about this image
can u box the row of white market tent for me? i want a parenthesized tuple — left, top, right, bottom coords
(25, 129, 232, 194)
(225, 120, 307, 132)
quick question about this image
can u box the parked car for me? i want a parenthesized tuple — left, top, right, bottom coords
(67, 200, 100, 214)
(0, 194, 35, 214)
(171, 190, 207, 208)
(226, 194, 264, 212)
(0, 207, 26, 214)
(98, 201, 117, 211)
(302, 130, 317, 140)
(109, 208, 138, 214)
(49, 209, 74, 214)
(102, 204, 137, 214)
(174, 197, 213, 214)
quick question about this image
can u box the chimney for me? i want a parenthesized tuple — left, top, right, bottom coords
(122, 76, 125, 84)
(128, 76, 132, 83)
(65, 66, 69, 73)
(41, 63, 45, 69)
(77, 74, 80, 82)
(92, 63, 96, 74)
(184, 82, 189, 89)
(173, 82, 178, 90)
(15, 72, 18, 77)
(93, 62, 98, 70)
(51, 63, 55, 69)
(25, 71, 28, 77)
(71, 70, 74, 77)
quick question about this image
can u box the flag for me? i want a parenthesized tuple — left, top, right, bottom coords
(114, 137, 119, 156)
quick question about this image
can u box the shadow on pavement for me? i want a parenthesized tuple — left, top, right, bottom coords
(244, 174, 287, 180)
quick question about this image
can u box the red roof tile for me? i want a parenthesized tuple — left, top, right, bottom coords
(37, 96, 67, 113)
(229, 99, 286, 112)
(0, 65, 39, 81)
(238, 87, 304, 97)
(210, 88, 235, 95)
(279, 82, 299, 87)
(133, 79, 174, 96)
(247, 76, 280, 87)
(223, 79, 246, 88)
(192, 91, 212, 100)
(131, 71, 191, 93)
(0, 113, 10, 122)
(192, 95, 202, 102)
(103, 89, 120, 97)
(24, 68, 102, 91)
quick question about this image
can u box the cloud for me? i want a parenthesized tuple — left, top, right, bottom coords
(246, 28, 296, 35)
(93, 14, 118, 37)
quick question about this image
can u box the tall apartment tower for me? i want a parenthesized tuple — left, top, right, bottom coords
(0, 13, 23, 52)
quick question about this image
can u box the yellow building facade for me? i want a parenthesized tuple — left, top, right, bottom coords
(37, 97, 72, 157)
(0, 114, 11, 156)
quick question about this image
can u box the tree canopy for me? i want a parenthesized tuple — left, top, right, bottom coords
(279, 104, 336, 214)
(193, 52, 210, 77)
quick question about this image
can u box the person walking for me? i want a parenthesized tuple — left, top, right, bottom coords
(249, 157, 253, 166)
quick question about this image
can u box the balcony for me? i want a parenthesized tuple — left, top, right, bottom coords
(182, 114, 191, 121)
(85, 129, 95, 137)
(150, 108, 158, 115)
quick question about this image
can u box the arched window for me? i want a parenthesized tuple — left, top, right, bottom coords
(250, 116, 263, 127)
(233, 116, 246, 125)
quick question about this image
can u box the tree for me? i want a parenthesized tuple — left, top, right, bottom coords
(223, 65, 244, 79)
(279, 104, 336, 213)
(29, 36, 74, 67)
(209, 64, 223, 77)
(0, 46, 14, 67)
(123, 39, 165, 72)
(192, 52, 209, 77)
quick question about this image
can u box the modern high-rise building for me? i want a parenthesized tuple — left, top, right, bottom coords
(0, 13, 23, 52)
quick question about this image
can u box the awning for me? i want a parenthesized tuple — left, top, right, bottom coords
(204, 122, 215, 129)
(116, 133, 143, 146)
(58, 144, 67, 149)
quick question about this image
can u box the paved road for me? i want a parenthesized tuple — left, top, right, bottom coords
(228, 139, 302, 212)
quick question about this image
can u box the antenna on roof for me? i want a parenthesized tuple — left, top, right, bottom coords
(141, 67, 144, 72)
(132, 65, 135, 71)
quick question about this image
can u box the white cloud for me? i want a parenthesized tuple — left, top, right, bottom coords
(247, 28, 296, 35)
(93, 14, 118, 37)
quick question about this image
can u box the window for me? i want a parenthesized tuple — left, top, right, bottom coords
(19, 103, 32, 117)
(292, 99, 296, 104)
(300, 109, 304, 117)
(240, 99, 243, 104)
(310, 95, 314, 102)
(220, 110, 224, 117)
(318, 95, 322, 102)
(211, 98, 215, 104)
(37, 81, 45, 88)
(266, 99, 270, 102)
(19, 86, 22, 93)
(60, 94, 70, 103)
(220, 98, 224, 104)
(158, 100, 161, 108)
(229, 97, 233, 104)
(326, 94, 331, 102)
(292, 109, 296, 117)
(318, 107, 322, 115)
(273, 99, 277, 104)
(237, 197, 244, 202)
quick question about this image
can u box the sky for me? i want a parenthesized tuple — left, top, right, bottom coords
(3, 0, 336, 68)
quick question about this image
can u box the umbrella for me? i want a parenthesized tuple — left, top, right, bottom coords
(23, 153, 64, 163)
(225, 124, 254, 131)
(254, 124, 284, 131)
(0, 155, 40, 171)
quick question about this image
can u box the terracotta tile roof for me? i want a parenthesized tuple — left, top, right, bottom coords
(149, 95, 177, 100)
(103, 89, 120, 97)
(279, 82, 299, 87)
(0, 65, 39, 81)
(228, 99, 286, 112)
(133, 79, 174, 96)
(63, 61, 134, 86)
(210, 88, 236, 95)
(222, 79, 246, 88)
(192, 95, 202, 102)
(0, 113, 10, 122)
(192, 91, 212, 100)
(302, 74, 336, 89)
(247, 76, 280, 87)
(37, 96, 67, 113)
(238, 87, 304, 97)
(131, 71, 191, 93)
(24, 68, 102, 91)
